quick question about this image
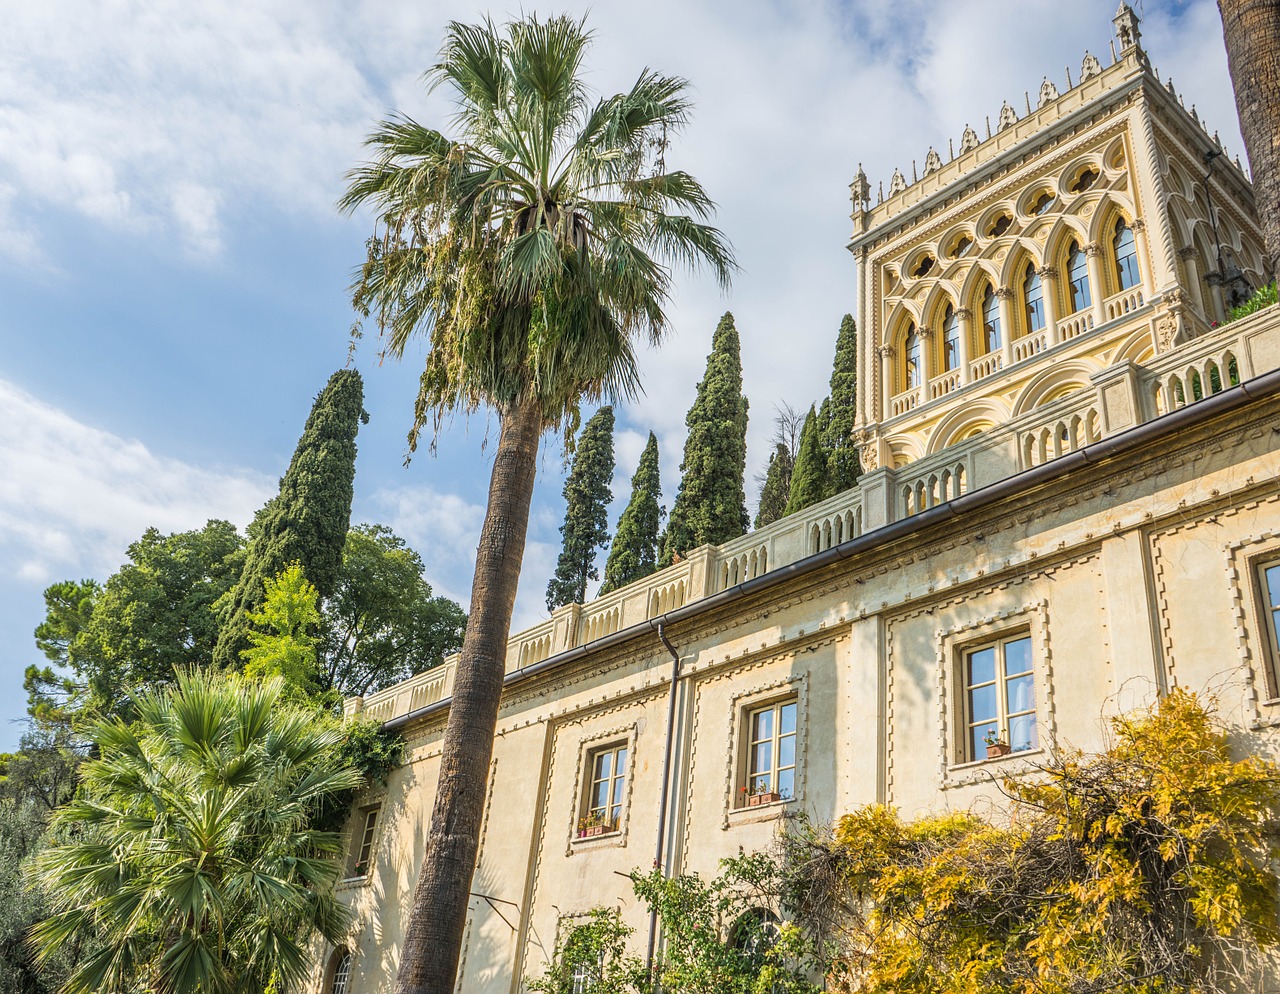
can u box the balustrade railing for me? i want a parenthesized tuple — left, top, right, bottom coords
(890, 388, 921, 416)
(969, 352, 1002, 380)
(1012, 330, 1047, 363)
(929, 368, 962, 399)
(1058, 310, 1094, 341)
(1104, 287, 1145, 322)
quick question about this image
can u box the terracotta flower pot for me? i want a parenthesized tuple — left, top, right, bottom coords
(986, 742, 1012, 759)
(747, 791, 781, 807)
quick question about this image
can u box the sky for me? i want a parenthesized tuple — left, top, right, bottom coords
(0, 0, 1244, 750)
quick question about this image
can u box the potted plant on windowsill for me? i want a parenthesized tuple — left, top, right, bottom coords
(577, 812, 614, 838)
(983, 729, 1011, 759)
(741, 783, 781, 807)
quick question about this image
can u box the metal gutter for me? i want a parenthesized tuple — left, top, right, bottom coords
(382, 364, 1280, 733)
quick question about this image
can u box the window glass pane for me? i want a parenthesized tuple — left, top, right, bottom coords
(779, 734, 795, 770)
(1265, 565, 1280, 609)
(1006, 673, 1035, 714)
(968, 683, 997, 723)
(967, 647, 995, 686)
(753, 741, 773, 774)
(780, 702, 796, 735)
(752, 708, 773, 741)
(612, 776, 625, 807)
(777, 767, 795, 799)
(592, 780, 609, 811)
(971, 722, 998, 759)
(1004, 637, 1032, 675)
(614, 747, 627, 775)
(595, 751, 611, 780)
(1009, 713, 1038, 752)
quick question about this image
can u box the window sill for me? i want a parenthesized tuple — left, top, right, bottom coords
(943, 748, 1044, 788)
(725, 795, 796, 828)
(570, 829, 624, 850)
(337, 874, 370, 889)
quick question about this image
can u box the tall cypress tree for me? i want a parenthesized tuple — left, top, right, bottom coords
(213, 369, 366, 668)
(600, 432, 663, 594)
(821, 313, 861, 495)
(754, 443, 793, 528)
(546, 406, 616, 611)
(784, 406, 828, 516)
(660, 313, 749, 564)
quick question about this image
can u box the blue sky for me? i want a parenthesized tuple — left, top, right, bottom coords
(0, 0, 1241, 750)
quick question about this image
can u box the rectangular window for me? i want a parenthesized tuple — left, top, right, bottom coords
(1256, 559, 1280, 699)
(352, 805, 380, 876)
(744, 698, 797, 803)
(963, 634, 1036, 761)
(584, 743, 627, 831)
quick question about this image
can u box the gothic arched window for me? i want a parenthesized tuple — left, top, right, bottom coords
(1067, 240, 1091, 313)
(330, 950, 352, 994)
(1113, 218, 1140, 291)
(1024, 264, 1046, 333)
(981, 285, 1001, 354)
(904, 325, 922, 389)
(943, 305, 961, 371)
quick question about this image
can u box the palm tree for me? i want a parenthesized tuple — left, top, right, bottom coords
(1218, 0, 1280, 279)
(339, 15, 733, 994)
(30, 671, 360, 994)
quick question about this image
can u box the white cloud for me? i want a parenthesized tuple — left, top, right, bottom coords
(0, 379, 273, 583)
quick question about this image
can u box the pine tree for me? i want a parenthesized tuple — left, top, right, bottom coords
(546, 407, 616, 611)
(821, 313, 861, 495)
(784, 406, 828, 516)
(600, 433, 663, 594)
(660, 313, 750, 564)
(754, 444, 794, 528)
(213, 369, 366, 668)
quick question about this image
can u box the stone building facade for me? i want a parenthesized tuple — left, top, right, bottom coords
(316, 8, 1280, 993)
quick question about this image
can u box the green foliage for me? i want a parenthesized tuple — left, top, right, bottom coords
(31, 670, 360, 994)
(320, 525, 466, 698)
(1225, 281, 1277, 323)
(241, 563, 324, 699)
(660, 313, 750, 564)
(0, 798, 60, 994)
(783, 407, 828, 517)
(820, 314, 860, 496)
(525, 909, 643, 994)
(25, 521, 243, 729)
(341, 13, 735, 447)
(601, 433, 664, 595)
(547, 407, 616, 610)
(311, 718, 404, 836)
(528, 854, 822, 994)
(782, 690, 1280, 994)
(215, 369, 366, 668)
(754, 444, 794, 529)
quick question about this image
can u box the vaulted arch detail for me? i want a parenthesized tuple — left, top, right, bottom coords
(888, 433, 925, 467)
(927, 397, 1011, 454)
(1011, 359, 1101, 416)
(1109, 326, 1155, 365)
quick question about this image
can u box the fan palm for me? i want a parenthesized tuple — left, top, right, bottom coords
(30, 671, 360, 994)
(339, 14, 733, 994)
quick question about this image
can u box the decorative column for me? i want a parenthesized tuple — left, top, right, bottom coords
(1176, 245, 1205, 316)
(1084, 241, 1108, 326)
(877, 344, 896, 419)
(995, 286, 1016, 366)
(955, 308, 974, 383)
(1037, 266, 1060, 345)
(1131, 218, 1154, 299)
(917, 326, 935, 397)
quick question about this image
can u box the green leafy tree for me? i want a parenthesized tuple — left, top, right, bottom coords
(547, 406, 616, 610)
(600, 432, 663, 595)
(241, 563, 323, 697)
(214, 369, 367, 669)
(31, 670, 359, 994)
(820, 314, 861, 496)
(339, 14, 732, 992)
(660, 313, 750, 564)
(321, 525, 467, 698)
(25, 521, 243, 729)
(782, 689, 1280, 994)
(754, 443, 794, 529)
(783, 406, 828, 516)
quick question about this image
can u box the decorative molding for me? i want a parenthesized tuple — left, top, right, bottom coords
(1084, 240, 1104, 257)
(1036, 265, 1059, 280)
(1225, 525, 1280, 728)
(564, 723, 640, 856)
(994, 285, 1015, 301)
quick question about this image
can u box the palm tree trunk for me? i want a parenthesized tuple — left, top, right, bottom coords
(393, 399, 543, 994)
(1219, 0, 1280, 280)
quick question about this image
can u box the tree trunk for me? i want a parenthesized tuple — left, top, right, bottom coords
(393, 399, 543, 994)
(1219, 0, 1280, 280)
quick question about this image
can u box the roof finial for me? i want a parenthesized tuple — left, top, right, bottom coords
(850, 163, 871, 207)
(1113, 2, 1142, 51)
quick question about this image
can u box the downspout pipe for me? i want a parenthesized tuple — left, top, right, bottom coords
(381, 364, 1280, 735)
(645, 620, 681, 973)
